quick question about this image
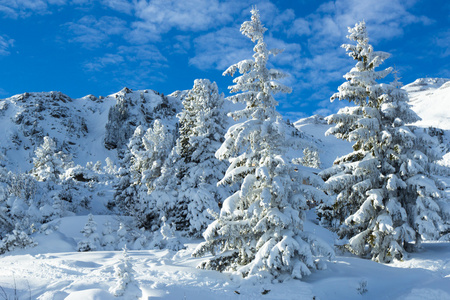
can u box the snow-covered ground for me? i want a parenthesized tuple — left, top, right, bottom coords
(1, 214, 449, 300)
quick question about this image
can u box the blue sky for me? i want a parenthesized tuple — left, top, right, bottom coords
(0, 0, 448, 119)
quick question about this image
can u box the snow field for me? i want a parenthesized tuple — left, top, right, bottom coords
(0, 214, 449, 300)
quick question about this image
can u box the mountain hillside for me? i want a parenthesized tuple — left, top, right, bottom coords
(0, 88, 181, 172)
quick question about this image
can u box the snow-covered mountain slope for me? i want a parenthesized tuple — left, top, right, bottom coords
(405, 78, 450, 130)
(0, 88, 181, 171)
(293, 115, 353, 169)
(405, 78, 450, 167)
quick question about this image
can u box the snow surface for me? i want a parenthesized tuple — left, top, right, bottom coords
(1, 79, 449, 299)
(1, 214, 449, 299)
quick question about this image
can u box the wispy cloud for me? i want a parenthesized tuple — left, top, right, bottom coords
(128, 0, 251, 44)
(83, 43, 169, 92)
(0, 35, 14, 56)
(262, 0, 436, 114)
(84, 44, 166, 72)
(84, 53, 125, 72)
(0, 0, 68, 18)
(101, 0, 133, 15)
(189, 27, 253, 71)
(434, 29, 450, 58)
(65, 15, 128, 49)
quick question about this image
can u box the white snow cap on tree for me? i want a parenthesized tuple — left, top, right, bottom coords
(193, 7, 333, 280)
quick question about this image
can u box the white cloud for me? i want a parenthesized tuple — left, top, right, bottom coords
(264, 0, 436, 115)
(0, 35, 14, 56)
(189, 27, 253, 71)
(434, 29, 450, 58)
(117, 44, 167, 64)
(84, 53, 124, 71)
(128, 0, 250, 43)
(83, 45, 168, 90)
(293, 0, 432, 52)
(0, 0, 66, 18)
(84, 44, 166, 72)
(170, 35, 192, 54)
(65, 15, 128, 48)
(101, 0, 133, 15)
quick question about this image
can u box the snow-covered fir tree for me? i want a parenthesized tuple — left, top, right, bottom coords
(101, 221, 116, 250)
(300, 147, 321, 169)
(77, 214, 100, 252)
(319, 21, 447, 263)
(109, 246, 142, 298)
(174, 79, 229, 237)
(142, 146, 180, 231)
(113, 121, 174, 229)
(0, 171, 40, 246)
(193, 8, 333, 280)
(137, 80, 229, 235)
(148, 216, 184, 251)
(130, 121, 173, 191)
(0, 229, 37, 255)
(117, 222, 128, 249)
(31, 136, 73, 182)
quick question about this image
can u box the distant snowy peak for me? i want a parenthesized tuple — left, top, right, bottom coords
(405, 78, 450, 130)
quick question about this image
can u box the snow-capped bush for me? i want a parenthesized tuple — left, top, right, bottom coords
(77, 214, 100, 252)
(300, 147, 321, 169)
(148, 216, 184, 251)
(0, 229, 37, 254)
(109, 246, 142, 298)
(101, 221, 116, 251)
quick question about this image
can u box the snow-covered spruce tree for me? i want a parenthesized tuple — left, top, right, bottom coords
(139, 81, 229, 235)
(132, 121, 175, 229)
(77, 214, 100, 252)
(174, 79, 229, 237)
(31, 136, 73, 182)
(319, 21, 446, 262)
(0, 229, 37, 254)
(318, 21, 393, 230)
(109, 246, 142, 298)
(101, 221, 116, 250)
(193, 8, 333, 280)
(112, 121, 174, 228)
(142, 146, 180, 231)
(149, 216, 184, 251)
(300, 147, 321, 169)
